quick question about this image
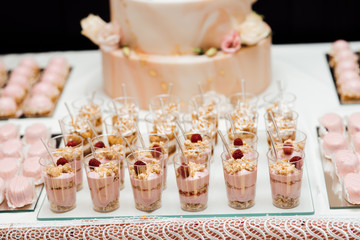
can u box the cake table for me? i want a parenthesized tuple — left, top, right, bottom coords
(1, 41, 360, 238)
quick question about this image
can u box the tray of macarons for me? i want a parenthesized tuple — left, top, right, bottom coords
(317, 112, 360, 208)
(0, 56, 72, 119)
(326, 40, 360, 105)
(0, 122, 58, 212)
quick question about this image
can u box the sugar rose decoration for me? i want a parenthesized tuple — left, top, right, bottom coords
(221, 31, 241, 54)
(97, 22, 121, 52)
(238, 12, 271, 46)
(80, 14, 121, 52)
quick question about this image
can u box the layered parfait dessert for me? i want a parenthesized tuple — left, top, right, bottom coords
(49, 135, 84, 191)
(127, 149, 164, 212)
(182, 113, 216, 145)
(268, 146, 304, 209)
(90, 136, 125, 189)
(41, 155, 76, 213)
(72, 97, 103, 135)
(182, 133, 212, 164)
(264, 110, 298, 146)
(174, 154, 210, 212)
(84, 155, 120, 212)
(134, 133, 169, 189)
(221, 150, 258, 209)
(145, 113, 177, 156)
(61, 115, 96, 155)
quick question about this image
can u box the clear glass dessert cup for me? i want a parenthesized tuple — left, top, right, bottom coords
(189, 94, 220, 130)
(40, 153, 76, 213)
(226, 111, 259, 137)
(47, 134, 84, 191)
(267, 146, 304, 209)
(71, 96, 104, 132)
(263, 91, 296, 113)
(228, 92, 259, 112)
(178, 132, 213, 163)
(103, 114, 138, 155)
(61, 115, 97, 156)
(173, 150, 211, 212)
(182, 112, 217, 145)
(224, 131, 258, 152)
(133, 133, 169, 189)
(264, 111, 299, 144)
(149, 94, 180, 115)
(84, 153, 120, 212)
(126, 149, 165, 212)
(109, 96, 139, 121)
(145, 112, 178, 156)
(89, 136, 126, 190)
(221, 151, 259, 209)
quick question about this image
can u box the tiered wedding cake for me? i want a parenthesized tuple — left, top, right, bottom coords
(82, 0, 271, 109)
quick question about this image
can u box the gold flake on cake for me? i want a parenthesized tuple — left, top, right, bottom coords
(149, 69, 157, 77)
(207, 78, 214, 83)
(219, 70, 225, 76)
(161, 82, 168, 91)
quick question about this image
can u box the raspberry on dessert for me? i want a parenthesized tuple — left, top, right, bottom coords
(233, 138, 243, 146)
(134, 160, 147, 175)
(289, 156, 302, 170)
(56, 157, 69, 166)
(151, 144, 162, 158)
(177, 163, 190, 178)
(66, 140, 78, 147)
(89, 158, 101, 168)
(95, 141, 105, 148)
(283, 142, 293, 155)
(191, 134, 203, 143)
(232, 149, 244, 159)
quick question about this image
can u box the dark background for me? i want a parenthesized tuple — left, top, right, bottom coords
(1, 0, 360, 54)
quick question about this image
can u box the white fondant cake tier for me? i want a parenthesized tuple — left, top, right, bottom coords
(101, 37, 271, 109)
(110, 0, 253, 54)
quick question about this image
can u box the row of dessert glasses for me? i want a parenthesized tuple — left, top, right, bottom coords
(39, 89, 308, 213)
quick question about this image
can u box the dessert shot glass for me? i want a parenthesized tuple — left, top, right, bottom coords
(189, 94, 220, 131)
(267, 146, 305, 209)
(173, 150, 211, 211)
(71, 96, 104, 134)
(273, 129, 307, 151)
(84, 153, 120, 212)
(109, 96, 139, 121)
(182, 113, 217, 145)
(104, 114, 137, 155)
(228, 92, 259, 113)
(47, 134, 84, 191)
(40, 153, 76, 213)
(149, 94, 180, 115)
(263, 92, 296, 113)
(221, 150, 259, 209)
(264, 111, 299, 143)
(61, 115, 97, 156)
(145, 112, 177, 155)
(133, 133, 169, 189)
(126, 149, 165, 212)
(226, 112, 259, 137)
(178, 132, 213, 163)
(90, 134, 127, 189)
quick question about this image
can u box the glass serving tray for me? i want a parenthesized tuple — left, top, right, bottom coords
(316, 126, 360, 209)
(37, 129, 314, 221)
